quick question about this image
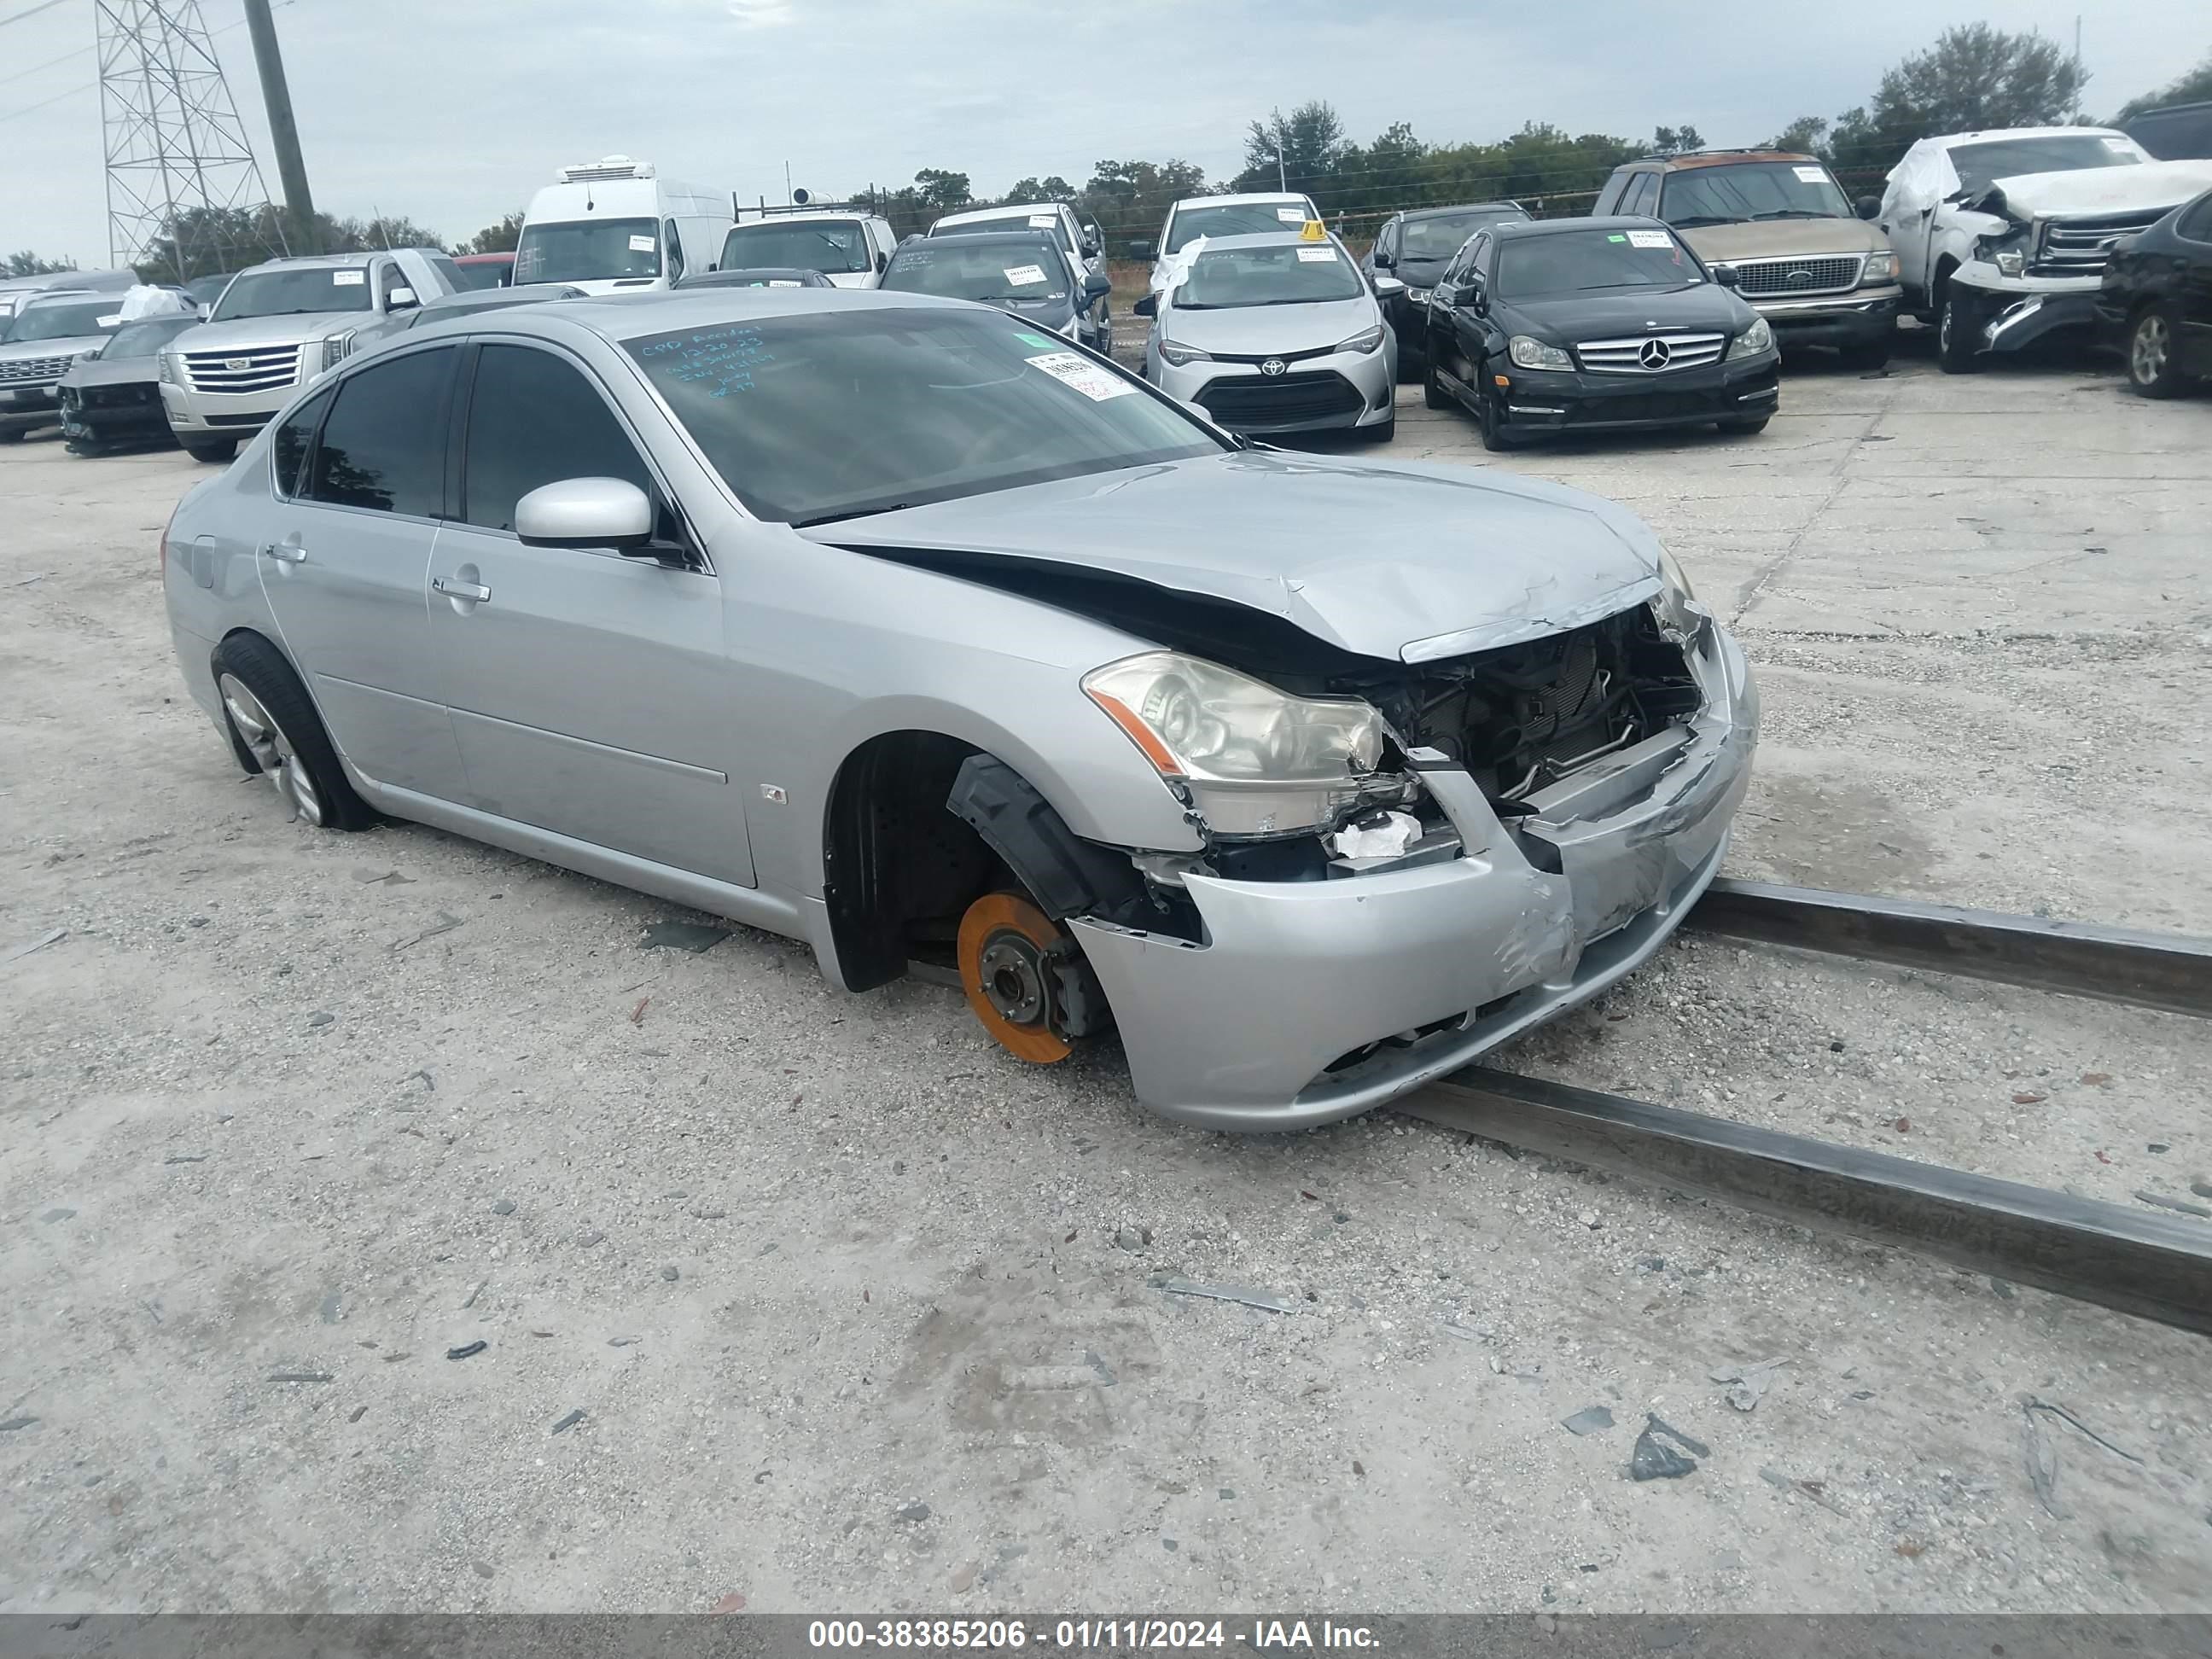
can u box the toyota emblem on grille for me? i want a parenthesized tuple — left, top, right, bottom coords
(1259, 358, 1286, 375)
(1637, 338, 1673, 370)
(225, 357, 251, 371)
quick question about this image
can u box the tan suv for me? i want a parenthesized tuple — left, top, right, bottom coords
(1593, 150, 1902, 369)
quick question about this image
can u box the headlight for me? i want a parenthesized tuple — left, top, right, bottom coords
(322, 331, 356, 371)
(1083, 650, 1389, 836)
(1335, 323, 1385, 355)
(1860, 251, 1899, 284)
(1509, 335, 1572, 371)
(1975, 226, 2030, 278)
(1157, 338, 1212, 367)
(1652, 549, 1708, 638)
(1726, 316, 1774, 359)
(157, 352, 177, 384)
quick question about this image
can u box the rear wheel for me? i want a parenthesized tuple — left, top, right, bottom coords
(1936, 285, 1983, 374)
(212, 633, 376, 831)
(182, 437, 237, 463)
(957, 892, 1095, 1064)
(2127, 304, 2190, 399)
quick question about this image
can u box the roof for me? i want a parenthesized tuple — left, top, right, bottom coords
(525, 287, 971, 345)
(905, 227, 1062, 247)
(1168, 192, 1312, 210)
(1491, 215, 1670, 239)
(1919, 125, 2128, 148)
(1397, 201, 1524, 219)
(733, 209, 879, 227)
(932, 204, 1066, 229)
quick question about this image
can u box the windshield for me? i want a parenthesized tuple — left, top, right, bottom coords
(212, 267, 375, 321)
(1174, 242, 1364, 309)
(880, 239, 1074, 307)
(1498, 229, 1704, 297)
(624, 308, 1220, 524)
(1402, 209, 1525, 259)
(186, 274, 235, 305)
(1659, 161, 1852, 225)
(723, 219, 872, 274)
(3, 300, 123, 342)
(1947, 135, 2143, 193)
(1164, 201, 1314, 253)
(453, 261, 509, 291)
(513, 217, 659, 283)
(101, 317, 196, 358)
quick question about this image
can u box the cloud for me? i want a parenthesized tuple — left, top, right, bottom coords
(726, 0, 795, 26)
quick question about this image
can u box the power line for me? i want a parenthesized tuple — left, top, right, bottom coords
(0, 0, 72, 29)
(0, 42, 92, 86)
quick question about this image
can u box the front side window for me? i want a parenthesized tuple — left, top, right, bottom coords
(1164, 200, 1317, 253)
(513, 217, 660, 283)
(212, 267, 375, 322)
(623, 308, 1223, 526)
(1173, 242, 1364, 309)
(1659, 161, 1851, 225)
(462, 344, 652, 533)
(3, 300, 123, 342)
(271, 386, 334, 498)
(720, 219, 873, 274)
(1497, 228, 1703, 298)
(308, 346, 454, 516)
(1947, 136, 2142, 195)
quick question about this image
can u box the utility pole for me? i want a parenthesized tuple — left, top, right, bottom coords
(242, 0, 317, 253)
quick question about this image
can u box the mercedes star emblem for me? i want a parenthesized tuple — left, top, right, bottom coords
(1259, 358, 1286, 376)
(1637, 338, 1673, 370)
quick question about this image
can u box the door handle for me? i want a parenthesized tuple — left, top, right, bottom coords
(432, 575, 492, 602)
(259, 541, 306, 564)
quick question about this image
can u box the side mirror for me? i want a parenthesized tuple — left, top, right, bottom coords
(1084, 271, 1111, 302)
(1081, 236, 1101, 258)
(1465, 282, 1487, 312)
(515, 477, 655, 551)
(1372, 249, 1395, 271)
(1854, 195, 1881, 221)
(1174, 396, 1210, 422)
(1133, 293, 1157, 318)
(386, 286, 418, 311)
(1129, 240, 1155, 260)
(1713, 265, 1741, 288)
(1375, 275, 1406, 298)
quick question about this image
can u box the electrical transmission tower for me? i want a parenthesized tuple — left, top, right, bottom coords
(96, 0, 277, 278)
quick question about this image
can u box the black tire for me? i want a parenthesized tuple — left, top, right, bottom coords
(1936, 285, 1983, 374)
(1720, 415, 1772, 435)
(182, 438, 237, 463)
(1478, 393, 1519, 452)
(2126, 303, 2191, 399)
(1837, 337, 1891, 373)
(0, 426, 26, 445)
(210, 632, 376, 831)
(1422, 355, 1451, 410)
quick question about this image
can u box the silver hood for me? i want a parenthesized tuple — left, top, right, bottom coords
(802, 450, 1665, 662)
(1982, 158, 2212, 218)
(1164, 294, 1378, 357)
(170, 311, 367, 353)
(0, 334, 108, 366)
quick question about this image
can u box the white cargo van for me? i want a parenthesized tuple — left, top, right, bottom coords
(514, 156, 734, 294)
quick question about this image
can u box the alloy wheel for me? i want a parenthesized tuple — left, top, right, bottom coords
(218, 672, 324, 826)
(2132, 314, 2169, 386)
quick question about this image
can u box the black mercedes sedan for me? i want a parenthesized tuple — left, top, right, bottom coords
(56, 313, 200, 452)
(1361, 201, 1529, 373)
(2097, 186, 2212, 398)
(1421, 216, 1780, 449)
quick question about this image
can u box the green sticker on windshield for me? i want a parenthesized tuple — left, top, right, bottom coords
(1014, 331, 1055, 348)
(1606, 234, 1627, 242)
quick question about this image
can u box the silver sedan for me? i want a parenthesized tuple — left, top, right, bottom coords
(161, 287, 1755, 1131)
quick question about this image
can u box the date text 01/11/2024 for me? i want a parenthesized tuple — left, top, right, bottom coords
(805, 1619, 1380, 1650)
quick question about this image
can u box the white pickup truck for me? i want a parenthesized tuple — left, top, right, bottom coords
(1880, 126, 2212, 371)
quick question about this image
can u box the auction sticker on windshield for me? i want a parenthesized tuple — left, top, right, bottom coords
(1004, 265, 1047, 286)
(332, 271, 364, 285)
(1627, 230, 1674, 249)
(1276, 207, 1306, 223)
(1792, 166, 1827, 183)
(1296, 247, 1337, 262)
(1026, 352, 1132, 401)
(628, 235, 655, 253)
(1028, 214, 1056, 228)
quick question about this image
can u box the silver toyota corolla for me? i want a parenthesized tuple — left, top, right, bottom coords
(161, 288, 1755, 1131)
(1140, 230, 1400, 440)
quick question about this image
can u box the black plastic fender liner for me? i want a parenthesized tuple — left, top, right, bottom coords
(946, 754, 1146, 923)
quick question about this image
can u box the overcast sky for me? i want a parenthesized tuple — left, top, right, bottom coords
(3, 0, 2200, 265)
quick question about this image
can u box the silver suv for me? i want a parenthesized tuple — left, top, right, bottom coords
(0, 290, 126, 442)
(160, 249, 464, 462)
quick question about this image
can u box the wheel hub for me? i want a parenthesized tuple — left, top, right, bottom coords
(977, 933, 1048, 1025)
(956, 892, 1088, 1064)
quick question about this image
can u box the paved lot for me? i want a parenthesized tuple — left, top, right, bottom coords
(3, 337, 2210, 1615)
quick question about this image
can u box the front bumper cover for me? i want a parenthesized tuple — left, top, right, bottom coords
(1073, 614, 1757, 1130)
(1478, 354, 1780, 437)
(1155, 346, 1396, 434)
(1755, 288, 1901, 347)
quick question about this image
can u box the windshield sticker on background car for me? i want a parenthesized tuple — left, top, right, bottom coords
(1276, 207, 1307, 223)
(1793, 166, 1827, 183)
(97, 314, 122, 327)
(1605, 234, 1627, 242)
(1296, 247, 1338, 262)
(1004, 265, 1048, 286)
(767, 279, 800, 287)
(1627, 230, 1674, 249)
(1014, 331, 1055, 348)
(332, 271, 364, 285)
(1027, 214, 1056, 228)
(1025, 352, 1133, 402)
(628, 235, 655, 253)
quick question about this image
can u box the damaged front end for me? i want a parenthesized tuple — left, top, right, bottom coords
(1055, 562, 1756, 1129)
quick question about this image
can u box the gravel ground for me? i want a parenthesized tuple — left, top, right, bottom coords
(3, 335, 2209, 1615)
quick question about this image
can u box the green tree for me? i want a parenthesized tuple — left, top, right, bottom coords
(1651, 125, 1706, 154)
(912, 167, 971, 214)
(1830, 25, 2088, 173)
(2115, 47, 2212, 121)
(1235, 99, 1351, 195)
(6, 251, 75, 277)
(1767, 115, 1831, 154)
(327, 213, 444, 252)
(458, 211, 524, 255)
(1004, 175, 1075, 204)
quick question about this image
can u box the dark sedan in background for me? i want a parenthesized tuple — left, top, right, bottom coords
(57, 313, 201, 451)
(2098, 186, 2212, 398)
(1362, 201, 1528, 373)
(1422, 216, 1778, 449)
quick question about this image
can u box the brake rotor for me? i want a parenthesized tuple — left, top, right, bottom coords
(957, 892, 1078, 1064)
